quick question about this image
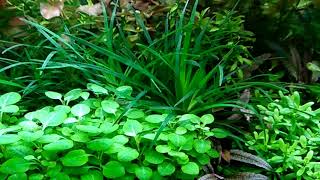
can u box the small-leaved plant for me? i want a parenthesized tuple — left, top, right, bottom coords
(246, 91, 320, 179)
(0, 83, 224, 179)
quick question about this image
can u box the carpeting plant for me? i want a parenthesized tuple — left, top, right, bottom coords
(0, 83, 227, 179)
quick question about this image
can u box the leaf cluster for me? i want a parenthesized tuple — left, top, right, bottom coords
(0, 83, 225, 179)
(246, 91, 320, 179)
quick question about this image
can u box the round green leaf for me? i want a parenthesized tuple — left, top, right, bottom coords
(135, 166, 152, 180)
(175, 127, 187, 135)
(19, 121, 39, 131)
(181, 162, 199, 175)
(117, 147, 139, 162)
(71, 132, 90, 143)
(1, 105, 19, 113)
(198, 154, 210, 165)
(64, 89, 82, 103)
(125, 109, 145, 119)
(28, 173, 44, 180)
(100, 122, 119, 134)
(76, 125, 101, 134)
(81, 170, 103, 180)
(18, 130, 43, 142)
(155, 145, 171, 153)
(179, 114, 200, 124)
(4, 145, 33, 159)
(40, 111, 67, 128)
(200, 114, 214, 124)
(0, 134, 20, 145)
(8, 173, 27, 180)
(43, 139, 73, 151)
(101, 100, 119, 114)
(87, 138, 113, 151)
(211, 128, 230, 138)
(45, 91, 62, 100)
(116, 86, 133, 98)
(54, 105, 71, 114)
(168, 133, 187, 147)
(0, 158, 30, 174)
(103, 161, 125, 178)
(123, 120, 143, 137)
(87, 83, 108, 95)
(0, 92, 21, 106)
(61, 149, 89, 167)
(112, 135, 129, 145)
(157, 162, 175, 176)
(193, 139, 211, 153)
(145, 115, 165, 124)
(144, 150, 165, 164)
(71, 104, 90, 117)
(81, 92, 90, 100)
(37, 134, 62, 144)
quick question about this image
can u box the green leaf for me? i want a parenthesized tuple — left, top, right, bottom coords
(193, 139, 211, 153)
(123, 120, 143, 137)
(181, 162, 199, 175)
(45, 91, 62, 100)
(156, 145, 171, 153)
(71, 104, 90, 117)
(64, 89, 82, 103)
(29, 173, 44, 180)
(43, 139, 73, 151)
(179, 114, 200, 124)
(101, 100, 119, 114)
(116, 86, 133, 98)
(81, 170, 103, 180)
(197, 154, 210, 165)
(168, 133, 187, 147)
(112, 135, 129, 145)
(37, 134, 62, 143)
(211, 128, 230, 138)
(0, 92, 21, 106)
(40, 111, 67, 129)
(157, 162, 175, 176)
(125, 109, 145, 119)
(18, 130, 43, 142)
(81, 92, 90, 100)
(100, 122, 119, 134)
(54, 105, 71, 114)
(175, 127, 187, 135)
(19, 121, 39, 131)
(103, 161, 125, 178)
(1, 105, 19, 113)
(87, 138, 113, 151)
(76, 125, 101, 134)
(200, 114, 214, 124)
(71, 132, 90, 143)
(117, 147, 139, 162)
(0, 158, 30, 174)
(7, 173, 27, 180)
(144, 150, 165, 164)
(145, 115, 165, 123)
(135, 166, 152, 180)
(87, 83, 108, 95)
(0, 134, 20, 144)
(61, 149, 89, 167)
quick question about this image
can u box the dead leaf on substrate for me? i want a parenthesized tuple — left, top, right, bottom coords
(40, 0, 64, 20)
(199, 149, 271, 180)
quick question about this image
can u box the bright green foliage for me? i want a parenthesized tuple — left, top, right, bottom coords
(246, 91, 320, 179)
(0, 84, 222, 179)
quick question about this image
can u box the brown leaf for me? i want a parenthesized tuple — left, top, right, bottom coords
(77, 3, 103, 16)
(0, 0, 6, 7)
(221, 149, 231, 163)
(40, 1, 64, 20)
